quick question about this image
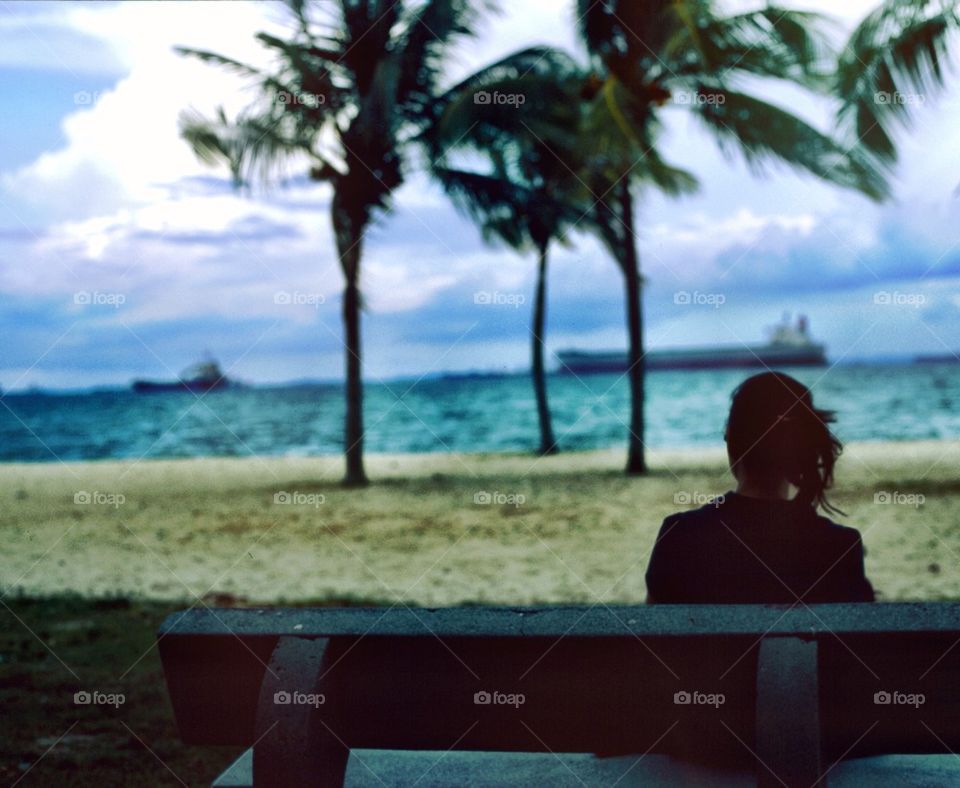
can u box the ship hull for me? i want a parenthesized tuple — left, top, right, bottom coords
(558, 345, 827, 374)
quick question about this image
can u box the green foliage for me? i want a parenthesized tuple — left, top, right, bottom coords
(575, 0, 892, 202)
(426, 48, 595, 253)
(836, 0, 959, 167)
(178, 0, 493, 232)
(696, 90, 888, 201)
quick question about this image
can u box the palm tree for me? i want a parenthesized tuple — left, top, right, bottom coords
(433, 167, 568, 454)
(426, 50, 589, 455)
(176, 0, 489, 486)
(427, 49, 696, 458)
(575, 0, 889, 474)
(836, 0, 959, 169)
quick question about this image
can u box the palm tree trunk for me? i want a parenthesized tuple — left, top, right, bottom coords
(333, 200, 368, 487)
(342, 275, 366, 485)
(620, 181, 646, 475)
(532, 241, 557, 455)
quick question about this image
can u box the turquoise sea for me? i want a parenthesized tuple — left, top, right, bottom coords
(2, 363, 959, 462)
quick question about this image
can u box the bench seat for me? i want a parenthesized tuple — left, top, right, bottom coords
(158, 603, 960, 787)
(212, 749, 960, 787)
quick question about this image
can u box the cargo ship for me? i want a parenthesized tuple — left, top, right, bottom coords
(557, 314, 826, 374)
(132, 358, 234, 393)
(914, 353, 960, 364)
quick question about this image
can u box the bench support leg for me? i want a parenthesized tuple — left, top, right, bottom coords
(756, 636, 822, 788)
(253, 636, 349, 787)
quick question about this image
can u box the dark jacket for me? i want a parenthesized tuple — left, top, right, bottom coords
(645, 492, 875, 604)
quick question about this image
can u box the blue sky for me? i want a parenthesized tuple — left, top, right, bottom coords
(1, 0, 959, 390)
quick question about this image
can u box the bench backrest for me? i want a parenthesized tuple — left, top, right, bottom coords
(158, 604, 960, 786)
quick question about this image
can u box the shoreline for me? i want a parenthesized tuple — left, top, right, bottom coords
(3, 436, 953, 471)
(3, 439, 959, 604)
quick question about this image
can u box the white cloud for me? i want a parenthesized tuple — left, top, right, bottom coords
(650, 208, 817, 247)
(0, 0, 576, 222)
(5, 0, 960, 387)
(4, 59, 246, 218)
(0, 3, 126, 75)
(1, 1, 287, 219)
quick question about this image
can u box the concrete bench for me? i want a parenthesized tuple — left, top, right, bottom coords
(158, 604, 960, 787)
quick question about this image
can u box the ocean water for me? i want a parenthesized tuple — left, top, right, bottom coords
(2, 363, 960, 463)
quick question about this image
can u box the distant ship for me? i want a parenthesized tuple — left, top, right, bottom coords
(132, 359, 234, 393)
(557, 314, 827, 374)
(914, 353, 960, 364)
(437, 370, 514, 382)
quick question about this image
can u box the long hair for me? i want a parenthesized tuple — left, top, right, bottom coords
(725, 372, 843, 516)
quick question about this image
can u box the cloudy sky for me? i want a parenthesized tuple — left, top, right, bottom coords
(1, 0, 959, 390)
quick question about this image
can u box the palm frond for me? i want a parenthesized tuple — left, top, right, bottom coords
(433, 166, 535, 249)
(177, 42, 331, 132)
(396, 0, 497, 120)
(425, 48, 583, 160)
(434, 162, 593, 252)
(673, 8, 834, 86)
(578, 75, 659, 175)
(575, 0, 676, 82)
(431, 46, 581, 120)
(179, 109, 246, 186)
(836, 0, 959, 164)
(636, 150, 699, 197)
(695, 89, 889, 201)
(179, 107, 323, 189)
(175, 47, 264, 79)
(251, 32, 346, 127)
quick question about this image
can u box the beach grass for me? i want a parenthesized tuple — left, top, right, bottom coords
(0, 594, 240, 786)
(0, 593, 397, 786)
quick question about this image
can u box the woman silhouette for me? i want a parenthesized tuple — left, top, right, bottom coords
(645, 371, 874, 603)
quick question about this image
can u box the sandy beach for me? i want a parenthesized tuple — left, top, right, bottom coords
(2, 440, 959, 604)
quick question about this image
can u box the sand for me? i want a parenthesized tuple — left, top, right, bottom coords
(2, 440, 959, 604)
